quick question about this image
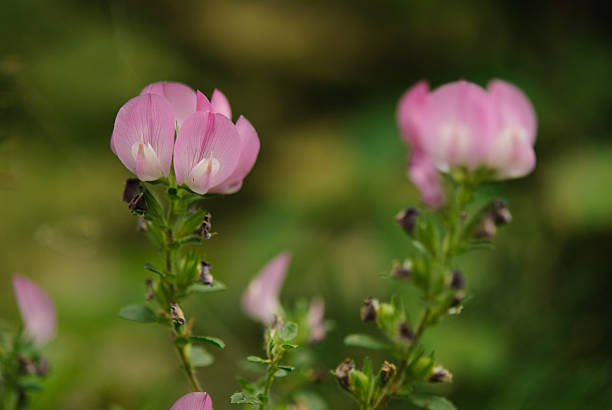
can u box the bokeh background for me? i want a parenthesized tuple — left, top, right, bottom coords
(1, 1, 611, 409)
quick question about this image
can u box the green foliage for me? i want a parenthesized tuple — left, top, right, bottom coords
(189, 335, 226, 349)
(118, 304, 157, 323)
(344, 334, 391, 350)
(409, 394, 457, 410)
(189, 346, 214, 368)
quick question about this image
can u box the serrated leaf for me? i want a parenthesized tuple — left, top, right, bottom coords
(247, 355, 266, 364)
(190, 335, 225, 349)
(144, 262, 165, 276)
(344, 334, 391, 350)
(189, 281, 227, 294)
(230, 392, 261, 405)
(281, 321, 298, 341)
(118, 304, 156, 323)
(409, 394, 457, 410)
(190, 346, 214, 368)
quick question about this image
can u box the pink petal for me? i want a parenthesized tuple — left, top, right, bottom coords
(408, 150, 445, 209)
(141, 81, 196, 127)
(486, 130, 536, 179)
(211, 89, 232, 119)
(174, 111, 242, 194)
(307, 297, 326, 343)
(422, 80, 494, 171)
(110, 94, 175, 181)
(12, 275, 57, 346)
(209, 116, 260, 194)
(397, 81, 429, 148)
(196, 90, 212, 113)
(170, 392, 212, 410)
(242, 252, 291, 324)
(488, 79, 537, 144)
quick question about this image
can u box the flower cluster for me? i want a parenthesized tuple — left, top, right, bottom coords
(397, 79, 537, 207)
(111, 81, 260, 194)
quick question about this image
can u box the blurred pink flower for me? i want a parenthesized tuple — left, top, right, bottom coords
(408, 149, 445, 209)
(110, 94, 175, 181)
(307, 297, 327, 343)
(170, 392, 212, 410)
(12, 275, 57, 346)
(397, 79, 537, 181)
(242, 252, 291, 324)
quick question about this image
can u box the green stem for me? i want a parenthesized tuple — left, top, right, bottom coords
(175, 341, 203, 392)
(259, 364, 277, 410)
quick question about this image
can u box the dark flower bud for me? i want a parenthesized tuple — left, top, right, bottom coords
(144, 277, 154, 301)
(450, 290, 465, 307)
(381, 360, 396, 385)
(122, 178, 141, 203)
(335, 358, 355, 390)
(391, 260, 412, 279)
(170, 303, 185, 325)
(198, 261, 213, 285)
(398, 322, 415, 341)
(360, 298, 379, 323)
(395, 207, 419, 235)
(428, 365, 453, 383)
(36, 358, 50, 376)
(18, 356, 37, 375)
(195, 212, 213, 239)
(449, 270, 465, 290)
(492, 199, 512, 225)
(475, 214, 496, 239)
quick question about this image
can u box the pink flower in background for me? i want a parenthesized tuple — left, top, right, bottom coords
(307, 297, 327, 343)
(12, 275, 57, 346)
(242, 252, 291, 324)
(170, 392, 212, 410)
(397, 79, 537, 182)
(110, 94, 175, 181)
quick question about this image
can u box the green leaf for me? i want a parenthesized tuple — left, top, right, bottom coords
(190, 335, 225, 349)
(236, 377, 256, 394)
(409, 394, 457, 410)
(274, 369, 288, 378)
(144, 262, 165, 276)
(190, 346, 214, 368)
(281, 321, 298, 341)
(174, 209, 205, 239)
(277, 365, 295, 372)
(281, 343, 298, 349)
(189, 281, 227, 294)
(230, 392, 261, 405)
(118, 304, 156, 323)
(344, 334, 391, 350)
(247, 355, 266, 364)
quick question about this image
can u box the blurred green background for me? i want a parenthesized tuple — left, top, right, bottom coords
(1, 0, 611, 409)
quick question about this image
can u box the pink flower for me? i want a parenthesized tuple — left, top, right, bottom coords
(172, 88, 260, 195)
(170, 392, 212, 410)
(110, 93, 175, 181)
(397, 79, 537, 181)
(12, 275, 57, 346)
(307, 297, 327, 343)
(141, 81, 197, 128)
(408, 149, 445, 209)
(242, 252, 291, 324)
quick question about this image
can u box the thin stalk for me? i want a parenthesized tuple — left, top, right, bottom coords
(259, 365, 277, 410)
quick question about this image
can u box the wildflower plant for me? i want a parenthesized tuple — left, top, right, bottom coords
(334, 79, 537, 409)
(110, 81, 259, 395)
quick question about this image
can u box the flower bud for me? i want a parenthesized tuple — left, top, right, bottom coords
(391, 260, 412, 280)
(198, 261, 213, 285)
(395, 207, 419, 235)
(492, 199, 512, 225)
(18, 356, 37, 375)
(428, 365, 453, 383)
(36, 358, 50, 376)
(195, 212, 213, 239)
(122, 178, 141, 202)
(360, 298, 379, 323)
(128, 191, 147, 213)
(475, 214, 496, 239)
(448, 270, 465, 290)
(335, 358, 355, 390)
(144, 278, 154, 301)
(170, 303, 185, 325)
(450, 290, 465, 307)
(380, 360, 396, 385)
(398, 321, 415, 341)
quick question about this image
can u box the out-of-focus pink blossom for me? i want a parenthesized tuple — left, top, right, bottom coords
(170, 392, 212, 410)
(12, 275, 57, 346)
(110, 94, 175, 181)
(242, 252, 291, 324)
(307, 297, 327, 343)
(408, 150, 445, 209)
(397, 79, 537, 182)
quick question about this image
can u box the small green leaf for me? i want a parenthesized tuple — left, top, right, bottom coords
(409, 394, 457, 410)
(281, 343, 298, 349)
(118, 304, 156, 323)
(277, 365, 295, 372)
(174, 209, 205, 239)
(230, 392, 261, 405)
(236, 377, 256, 394)
(190, 346, 214, 368)
(344, 334, 391, 350)
(144, 262, 165, 276)
(247, 355, 266, 364)
(281, 321, 298, 341)
(274, 369, 288, 378)
(190, 335, 225, 349)
(189, 281, 227, 294)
